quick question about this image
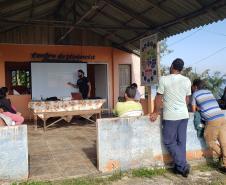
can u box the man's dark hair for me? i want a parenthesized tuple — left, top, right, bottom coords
(1, 87, 8, 95)
(78, 69, 84, 75)
(0, 88, 7, 99)
(172, 58, 184, 72)
(193, 79, 206, 90)
(131, 83, 138, 88)
(125, 86, 136, 99)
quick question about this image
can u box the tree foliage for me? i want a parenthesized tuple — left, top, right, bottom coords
(160, 65, 226, 98)
(158, 40, 226, 98)
(160, 39, 173, 58)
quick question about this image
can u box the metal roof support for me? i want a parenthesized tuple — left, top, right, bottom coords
(0, 0, 27, 9)
(77, 0, 145, 51)
(57, 5, 99, 42)
(65, 1, 139, 53)
(76, 1, 129, 42)
(86, 4, 107, 22)
(72, 0, 77, 22)
(193, 0, 204, 8)
(102, 5, 154, 40)
(120, 0, 226, 46)
(145, 0, 190, 27)
(145, 0, 178, 18)
(0, 0, 56, 17)
(62, 0, 78, 21)
(54, 0, 66, 18)
(79, 1, 125, 25)
(30, 0, 34, 19)
(0, 10, 56, 33)
(102, 0, 155, 27)
(0, 0, 59, 33)
(78, 0, 146, 44)
(0, 18, 149, 31)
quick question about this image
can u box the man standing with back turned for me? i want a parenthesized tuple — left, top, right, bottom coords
(150, 58, 191, 177)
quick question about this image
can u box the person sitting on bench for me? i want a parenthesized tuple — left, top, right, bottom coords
(0, 87, 24, 125)
(0, 108, 14, 126)
(114, 86, 143, 117)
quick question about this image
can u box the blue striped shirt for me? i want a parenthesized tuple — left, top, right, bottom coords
(192, 89, 224, 121)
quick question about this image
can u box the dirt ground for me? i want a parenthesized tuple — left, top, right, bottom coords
(112, 169, 226, 185)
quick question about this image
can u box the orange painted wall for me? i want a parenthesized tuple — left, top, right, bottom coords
(112, 48, 145, 105)
(0, 44, 144, 118)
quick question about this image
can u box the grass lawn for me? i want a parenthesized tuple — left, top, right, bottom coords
(11, 162, 225, 185)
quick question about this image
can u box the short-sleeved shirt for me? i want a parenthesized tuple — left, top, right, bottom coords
(77, 77, 89, 99)
(192, 89, 224, 121)
(114, 101, 143, 117)
(157, 74, 191, 120)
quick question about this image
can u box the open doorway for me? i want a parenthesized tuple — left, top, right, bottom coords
(87, 63, 108, 108)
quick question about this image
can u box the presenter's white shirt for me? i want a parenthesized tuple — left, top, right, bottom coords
(157, 74, 191, 120)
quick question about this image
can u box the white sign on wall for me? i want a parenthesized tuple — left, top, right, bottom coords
(140, 34, 159, 86)
(31, 62, 87, 100)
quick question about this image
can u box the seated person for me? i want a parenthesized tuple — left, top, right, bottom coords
(130, 83, 141, 101)
(0, 116, 5, 126)
(0, 108, 5, 126)
(114, 86, 143, 117)
(219, 87, 226, 109)
(0, 108, 14, 126)
(0, 87, 24, 125)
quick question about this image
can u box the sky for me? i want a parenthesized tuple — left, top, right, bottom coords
(161, 19, 226, 74)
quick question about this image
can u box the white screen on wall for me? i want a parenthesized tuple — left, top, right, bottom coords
(31, 62, 87, 100)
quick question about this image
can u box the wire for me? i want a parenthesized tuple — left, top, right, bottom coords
(168, 28, 203, 46)
(203, 30, 226, 37)
(192, 46, 226, 65)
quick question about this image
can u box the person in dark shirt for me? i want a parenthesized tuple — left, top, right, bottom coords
(68, 69, 91, 99)
(0, 87, 16, 113)
(0, 87, 24, 125)
(220, 87, 226, 109)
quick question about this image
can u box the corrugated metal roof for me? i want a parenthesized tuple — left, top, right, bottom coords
(0, 0, 226, 54)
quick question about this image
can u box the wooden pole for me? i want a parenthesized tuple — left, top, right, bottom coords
(147, 86, 152, 113)
(147, 40, 160, 114)
(157, 41, 161, 81)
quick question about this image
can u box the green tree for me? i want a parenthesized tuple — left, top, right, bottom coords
(160, 65, 169, 76)
(205, 71, 226, 98)
(182, 67, 226, 98)
(160, 39, 173, 58)
(160, 65, 226, 98)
